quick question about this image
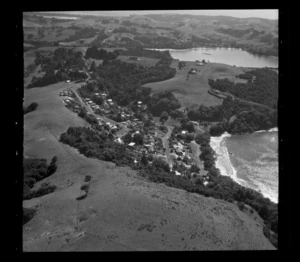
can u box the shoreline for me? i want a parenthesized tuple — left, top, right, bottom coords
(145, 47, 279, 62)
(209, 132, 249, 187)
(210, 130, 278, 203)
(255, 127, 278, 133)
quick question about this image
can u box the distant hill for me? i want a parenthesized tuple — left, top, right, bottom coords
(23, 13, 278, 57)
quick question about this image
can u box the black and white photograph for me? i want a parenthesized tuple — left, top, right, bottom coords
(20, 9, 282, 251)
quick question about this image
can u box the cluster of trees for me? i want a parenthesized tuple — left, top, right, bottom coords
(244, 45, 278, 57)
(59, 126, 134, 167)
(190, 35, 213, 47)
(209, 68, 278, 109)
(63, 27, 99, 43)
(119, 47, 172, 60)
(23, 207, 37, 225)
(134, 34, 194, 49)
(112, 26, 137, 34)
(121, 20, 134, 26)
(160, 111, 169, 122)
(188, 105, 223, 122)
(23, 156, 58, 200)
(28, 48, 87, 88)
(188, 95, 277, 135)
(215, 27, 261, 38)
(133, 33, 215, 50)
(85, 46, 119, 60)
(180, 118, 195, 133)
(23, 102, 38, 114)
(78, 108, 98, 125)
(122, 131, 144, 146)
(117, 37, 143, 49)
(226, 109, 277, 134)
(90, 58, 176, 109)
(194, 132, 219, 172)
(28, 68, 87, 88)
(178, 61, 186, 70)
(148, 91, 181, 117)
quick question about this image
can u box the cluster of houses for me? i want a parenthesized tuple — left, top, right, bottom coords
(59, 88, 81, 113)
(85, 91, 146, 123)
(84, 97, 101, 112)
(169, 134, 195, 167)
(94, 115, 120, 132)
(77, 87, 209, 184)
(113, 120, 167, 164)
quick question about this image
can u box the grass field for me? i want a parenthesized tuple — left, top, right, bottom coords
(144, 61, 246, 109)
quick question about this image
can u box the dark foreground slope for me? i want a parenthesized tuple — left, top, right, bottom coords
(23, 81, 275, 251)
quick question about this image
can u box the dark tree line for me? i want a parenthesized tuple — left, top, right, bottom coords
(112, 26, 137, 34)
(85, 46, 119, 60)
(28, 48, 87, 88)
(24, 102, 38, 114)
(63, 27, 99, 43)
(23, 156, 58, 200)
(215, 27, 263, 38)
(119, 47, 172, 60)
(59, 126, 134, 167)
(148, 91, 181, 117)
(88, 58, 176, 112)
(209, 68, 278, 109)
(188, 97, 277, 135)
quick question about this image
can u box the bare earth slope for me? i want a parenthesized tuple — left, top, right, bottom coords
(23, 81, 275, 251)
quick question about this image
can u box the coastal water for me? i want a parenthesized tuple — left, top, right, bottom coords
(151, 47, 278, 68)
(210, 130, 278, 203)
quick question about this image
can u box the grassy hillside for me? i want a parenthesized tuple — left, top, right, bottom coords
(23, 12, 278, 56)
(144, 62, 245, 109)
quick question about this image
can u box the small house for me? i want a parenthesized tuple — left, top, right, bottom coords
(128, 142, 136, 148)
(115, 137, 124, 144)
(175, 171, 181, 176)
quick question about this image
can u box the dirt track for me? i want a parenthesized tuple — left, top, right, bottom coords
(23, 81, 275, 251)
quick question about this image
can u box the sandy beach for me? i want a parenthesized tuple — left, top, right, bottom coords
(209, 133, 249, 187)
(210, 131, 278, 203)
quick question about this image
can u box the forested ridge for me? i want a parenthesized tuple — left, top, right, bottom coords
(209, 68, 278, 109)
